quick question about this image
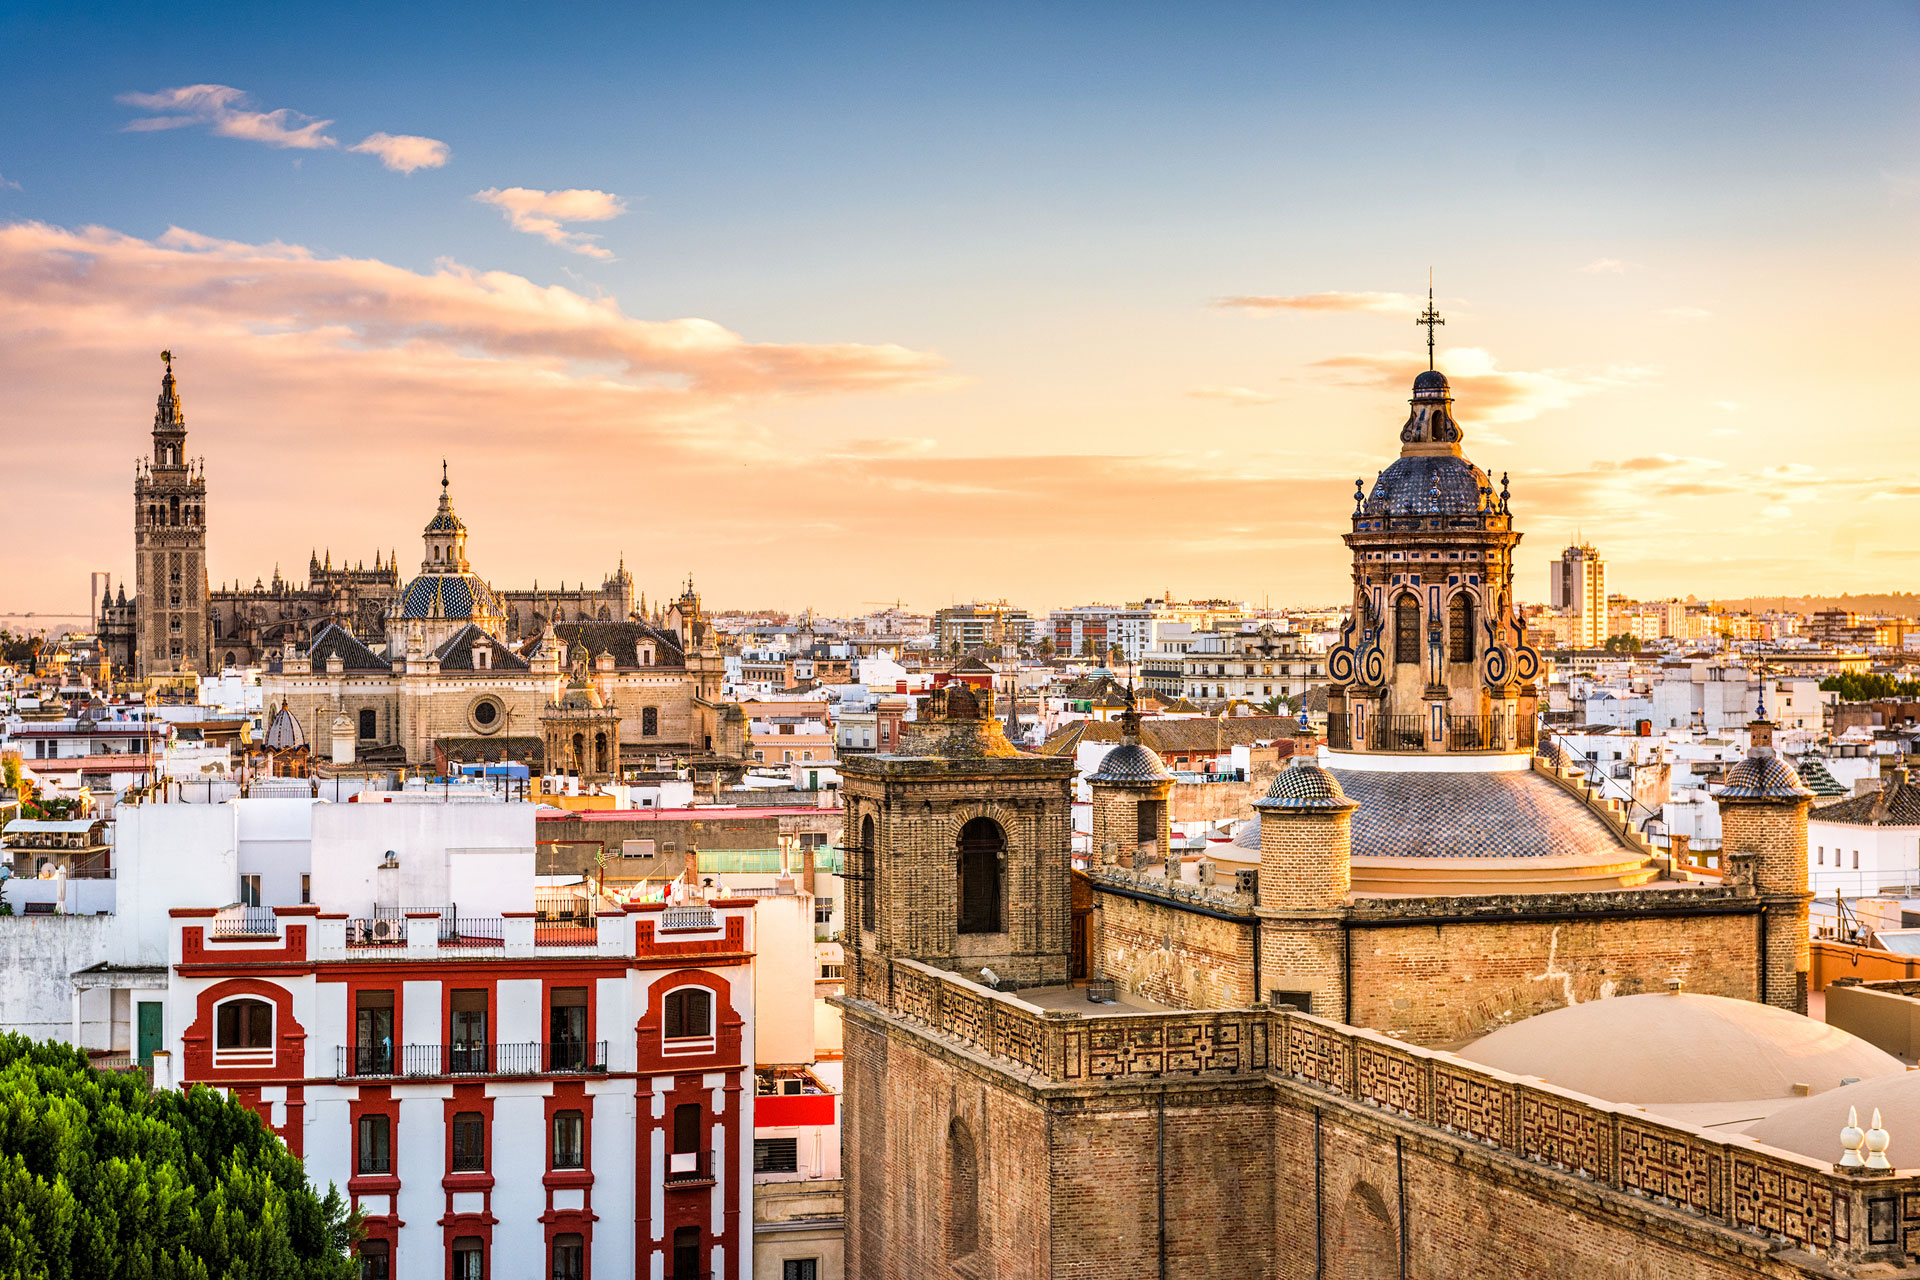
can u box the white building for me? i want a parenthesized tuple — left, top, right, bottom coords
(1809, 769, 1920, 898)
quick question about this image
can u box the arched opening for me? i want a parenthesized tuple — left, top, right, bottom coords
(860, 814, 877, 931)
(215, 997, 273, 1051)
(1394, 593, 1421, 665)
(957, 818, 1003, 934)
(570, 732, 585, 773)
(592, 732, 608, 773)
(664, 987, 713, 1040)
(1448, 592, 1474, 664)
(1335, 1181, 1398, 1278)
(948, 1118, 980, 1259)
(168, 495, 180, 526)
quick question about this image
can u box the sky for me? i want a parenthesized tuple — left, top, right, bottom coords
(2, 2, 1917, 618)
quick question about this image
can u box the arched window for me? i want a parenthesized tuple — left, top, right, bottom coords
(593, 732, 608, 771)
(169, 496, 180, 525)
(1337, 1181, 1398, 1278)
(215, 998, 273, 1051)
(948, 1118, 979, 1259)
(664, 987, 713, 1040)
(1448, 593, 1474, 664)
(957, 818, 1003, 935)
(570, 732, 585, 773)
(1394, 593, 1421, 665)
(860, 814, 877, 931)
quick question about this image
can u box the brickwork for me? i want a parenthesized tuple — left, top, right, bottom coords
(1087, 779, 1172, 868)
(1095, 889, 1255, 1009)
(1259, 807, 1353, 1018)
(1723, 798, 1814, 1014)
(1346, 908, 1760, 1046)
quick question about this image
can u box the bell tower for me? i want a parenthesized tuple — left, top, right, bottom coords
(133, 351, 210, 676)
(839, 681, 1075, 1000)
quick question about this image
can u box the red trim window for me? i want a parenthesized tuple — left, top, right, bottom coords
(451, 1236, 484, 1280)
(550, 1233, 584, 1280)
(213, 996, 275, 1069)
(451, 1111, 487, 1173)
(551, 1108, 585, 1171)
(660, 985, 714, 1057)
(357, 1112, 392, 1175)
(358, 1239, 390, 1280)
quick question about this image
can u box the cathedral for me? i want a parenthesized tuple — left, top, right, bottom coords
(103, 355, 745, 773)
(102, 355, 638, 676)
(833, 353, 1903, 1277)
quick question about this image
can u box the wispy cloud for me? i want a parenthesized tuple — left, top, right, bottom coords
(472, 187, 628, 259)
(1188, 385, 1280, 406)
(1578, 258, 1627, 274)
(0, 172, 20, 192)
(350, 132, 450, 174)
(1310, 345, 1655, 426)
(1659, 306, 1713, 322)
(1213, 290, 1417, 315)
(118, 84, 337, 150)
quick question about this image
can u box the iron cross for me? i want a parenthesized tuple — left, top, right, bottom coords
(1415, 277, 1444, 370)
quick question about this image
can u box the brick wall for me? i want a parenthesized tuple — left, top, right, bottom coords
(1724, 798, 1813, 1013)
(1096, 888, 1255, 1009)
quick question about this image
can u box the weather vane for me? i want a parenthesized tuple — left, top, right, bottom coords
(1415, 271, 1444, 370)
(160, 349, 173, 371)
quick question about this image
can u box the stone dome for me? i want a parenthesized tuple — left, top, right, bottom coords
(1744, 1070, 1920, 1163)
(1458, 993, 1903, 1105)
(1412, 369, 1450, 396)
(1362, 453, 1491, 518)
(1721, 752, 1814, 801)
(1253, 763, 1353, 810)
(1088, 742, 1175, 784)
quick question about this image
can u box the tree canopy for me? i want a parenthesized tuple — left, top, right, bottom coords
(0, 1035, 356, 1279)
(1820, 672, 1920, 702)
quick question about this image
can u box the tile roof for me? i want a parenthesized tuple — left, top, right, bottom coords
(1793, 757, 1851, 798)
(307, 622, 390, 672)
(398, 572, 502, 621)
(1040, 714, 1301, 759)
(1326, 767, 1636, 860)
(1813, 778, 1920, 827)
(553, 621, 685, 670)
(433, 623, 531, 671)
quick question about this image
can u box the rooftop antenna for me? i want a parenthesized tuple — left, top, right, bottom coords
(1415, 270, 1445, 370)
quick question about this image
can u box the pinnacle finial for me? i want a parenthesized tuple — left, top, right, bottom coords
(441, 459, 449, 492)
(1415, 272, 1445, 371)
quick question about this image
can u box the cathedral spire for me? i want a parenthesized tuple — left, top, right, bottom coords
(1415, 272, 1444, 371)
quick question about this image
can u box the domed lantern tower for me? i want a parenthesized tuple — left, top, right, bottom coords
(1326, 300, 1540, 755)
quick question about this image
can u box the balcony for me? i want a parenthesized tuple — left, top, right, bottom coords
(660, 905, 717, 932)
(211, 906, 279, 939)
(665, 1148, 716, 1187)
(334, 1040, 609, 1079)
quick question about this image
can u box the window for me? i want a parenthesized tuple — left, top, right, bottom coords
(1855, 850, 1861, 869)
(948, 1119, 979, 1259)
(1818, 847, 1824, 865)
(673, 1102, 701, 1155)
(240, 874, 261, 908)
(783, 1262, 818, 1280)
(451, 1237, 483, 1280)
(359, 708, 376, 739)
(1395, 594, 1421, 665)
(450, 989, 488, 1073)
(860, 815, 877, 931)
(755, 1137, 799, 1173)
(814, 898, 834, 925)
(671, 1227, 700, 1280)
(355, 990, 394, 1075)
(551, 1111, 584, 1169)
(1136, 799, 1163, 845)
(1448, 593, 1474, 663)
(957, 818, 1003, 934)
(664, 988, 712, 1040)
(357, 1114, 391, 1174)
(550, 1235, 583, 1280)
(358, 1240, 390, 1280)
(451, 1112, 486, 1172)
(642, 706, 658, 737)
(301, 874, 311, 905)
(549, 987, 588, 1071)
(215, 998, 273, 1051)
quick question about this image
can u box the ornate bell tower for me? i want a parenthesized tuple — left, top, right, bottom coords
(133, 351, 209, 676)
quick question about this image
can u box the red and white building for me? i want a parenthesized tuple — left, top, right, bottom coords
(156, 798, 757, 1280)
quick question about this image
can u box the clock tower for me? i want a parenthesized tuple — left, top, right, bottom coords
(133, 352, 210, 676)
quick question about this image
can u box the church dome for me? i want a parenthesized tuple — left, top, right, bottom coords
(1363, 454, 1491, 518)
(1721, 751, 1813, 801)
(1458, 993, 1902, 1106)
(1253, 763, 1353, 810)
(398, 571, 503, 621)
(1412, 369, 1450, 396)
(1744, 1070, 1920, 1163)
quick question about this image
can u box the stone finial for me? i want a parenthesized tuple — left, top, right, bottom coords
(1841, 1106, 1866, 1169)
(1866, 1108, 1892, 1170)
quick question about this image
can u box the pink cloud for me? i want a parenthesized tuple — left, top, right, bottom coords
(351, 132, 451, 173)
(1214, 291, 1417, 315)
(118, 84, 338, 150)
(473, 188, 627, 258)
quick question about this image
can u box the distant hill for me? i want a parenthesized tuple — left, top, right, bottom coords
(1705, 593, 1920, 616)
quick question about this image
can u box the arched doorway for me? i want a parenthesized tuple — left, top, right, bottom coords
(957, 818, 1003, 934)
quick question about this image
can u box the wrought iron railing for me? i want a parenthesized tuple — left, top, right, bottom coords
(1366, 715, 1431, 752)
(437, 910, 504, 947)
(661, 905, 718, 931)
(211, 906, 279, 938)
(664, 1148, 716, 1185)
(346, 909, 407, 948)
(334, 1040, 609, 1079)
(1327, 715, 1352, 750)
(1445, 715, 1496, 751)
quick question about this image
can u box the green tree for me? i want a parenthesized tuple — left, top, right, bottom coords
(1603, 634, 1642, 655)
(1820, 672, 1920, 702)
(0, 1035, 357, 1279)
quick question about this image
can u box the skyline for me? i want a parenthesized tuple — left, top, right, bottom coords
(3, 2, 1918, 615)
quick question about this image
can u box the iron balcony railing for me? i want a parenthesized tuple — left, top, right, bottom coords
(346, 909, 407, 948)
(356, 1150, 392, 1175)
(665, 1148, 717, 1186)
(335, 1040, 609, 1079)
(661, 905, 718, 931)
(211, 906, 279, 938)
(437, 910, 504, 947)
(1445, 715, 1496, 751)
(1366, 715, 1431, 752)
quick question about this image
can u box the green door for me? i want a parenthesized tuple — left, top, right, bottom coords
(136, 1001, 162, 1067)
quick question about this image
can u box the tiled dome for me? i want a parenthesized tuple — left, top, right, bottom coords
(398, 572, 503, 621)
(1253, 763, 1353, 810)
(1088, 742, 1175, 784)
(1721, 752, 1813, 802)
(1363, 454, 1491, 518)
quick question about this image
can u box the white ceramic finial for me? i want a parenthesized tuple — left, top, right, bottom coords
(1865, 1107, 1892, 1171)
(1840, 1106, 1866, 1169)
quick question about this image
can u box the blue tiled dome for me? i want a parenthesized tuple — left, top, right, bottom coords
(1413, 369, 1450, 396)
(1363, 454, 1491, 517)
(1721, 752, 1813, 802)
(1253, 763, 1353, 810)
(398, 572, 502, 620)
(1088, 742, 1175, 784)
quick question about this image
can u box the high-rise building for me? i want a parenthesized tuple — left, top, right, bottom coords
(1550, 542, 1608, 648)
(133, 352, 209, 676)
